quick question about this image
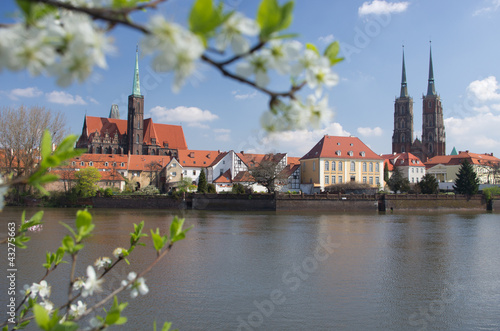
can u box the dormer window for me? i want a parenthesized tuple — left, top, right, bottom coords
(105, 162, 109, 166)
(89, 161, 93, 166)
(337, 142, 340, 145)
(336, 150, 341, 156)
(360, 151, 365, 157)
(348, 151, 353, 156)
(80, 161, 85, 166)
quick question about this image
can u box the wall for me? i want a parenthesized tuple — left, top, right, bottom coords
(384, 194, 485, 210)
(276, 194, 378, 212)
(192, 194, 275, 211)
(93, 195, 187, 209)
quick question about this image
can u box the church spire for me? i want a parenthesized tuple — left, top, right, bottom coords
(132, 45, 141, 96)
(400, 46, 408, 98)
(426, 42, 436, 96)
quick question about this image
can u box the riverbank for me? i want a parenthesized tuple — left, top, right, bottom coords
(12, 193, 496, 212)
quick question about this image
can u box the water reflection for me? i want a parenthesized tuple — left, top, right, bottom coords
(1, 208, 500, 330)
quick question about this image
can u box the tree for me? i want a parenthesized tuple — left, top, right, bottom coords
(1, 0, 342, 133)
(197, 170, 208, 193)
(232, 183, 246, 194)
(387, 167, 410, 193)
(418, 174, 439, 194)
(454, 159, 479, 196)
(207, 183, 216, 193)
(0, 106, 67, 178)
(249, 154, 288, 193)
(384, 162, 390, 183)
(145, 161, 162, 188)
(74, 167, 101, 197)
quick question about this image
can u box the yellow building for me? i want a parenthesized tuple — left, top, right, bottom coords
(300, 135, 384, 191)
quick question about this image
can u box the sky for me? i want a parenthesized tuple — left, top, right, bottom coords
(2, 0, 500, 159)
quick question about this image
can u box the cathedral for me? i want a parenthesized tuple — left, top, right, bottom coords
(392, 46, 446, 162)
(76, 50, 188, 156)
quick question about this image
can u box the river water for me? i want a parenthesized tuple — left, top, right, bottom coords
(1, 207, 500, 330)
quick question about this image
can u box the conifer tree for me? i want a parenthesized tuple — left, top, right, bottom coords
(453, 159, 479, 196)
(388, 167, 410, 193)
(197, 170, 208, 193)
(418, 174, 439, 194)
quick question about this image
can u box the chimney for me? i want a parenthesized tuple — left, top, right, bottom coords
(240, 151, 244, 154)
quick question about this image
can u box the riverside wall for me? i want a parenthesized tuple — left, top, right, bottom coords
(87, 194, 494, 212)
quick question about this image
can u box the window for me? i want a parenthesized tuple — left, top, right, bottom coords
(421, 168, 424, 173)
(193, 170, 196, 175)
(332, 176, 336, 184)
(336, 150, 341, 156)
(339, 162, 343, 171)
(183, 170, 187, 175)
(348, 151, 353, 156)
(412, 168, 414, 173)
(332, 161, 336, 171)
(325, 161, 329, 171)
(350, 161, 355, 172)
(220, 169, 224, 175)
(136, 134, 140, 144)
(171, 172, 176, 176)
(360, 151, 365, 157)
(72, 161, 76, 166)
(105, 162, 109, 167)
(369, 177, 373, 185)
(350, 176, 355, 182)
(376, 177, 380, 184)
(223, 160, 225, 164)
(80, 161, 85, 166)
(313, 161, 316, 171)
(375, 163, 380, 172)
(121, 163, 125, 167)
(193, 161, 196, 164)
(369, 162, 373, 172)
(412, 177, 415, 183)
(89, 161, 93, 166)
(338, 176, 342, 183)
(113, 162, 116, 167)
(363, 176, 367, 183)
(362, 162, 367, 172)
(325, 176, 329, 185)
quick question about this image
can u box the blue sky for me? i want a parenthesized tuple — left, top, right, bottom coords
(2, 0, 500, 158)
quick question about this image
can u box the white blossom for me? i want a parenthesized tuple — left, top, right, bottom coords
(94, 257, 112, 270)
(291, 49, 320, 76)
(301, 94, 333, 128)
(112, 247, 126, 258)
(81, 266, 103, 297)
(69, 300, 87, 317)
(215, 12, 260, 55)
(266, 40, 302, 75)
(73, 277, 85, 291)
(141, 16, 204, 92)
(121, 272, 149, 298)
(30, 280, 51, 299)
(305, 57, 339, 97)
(40, 300, 54, 313)
(236, 50, 272, 88)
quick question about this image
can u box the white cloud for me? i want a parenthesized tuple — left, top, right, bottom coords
(214, 128, 231, 134)
(88, 97, 99, 105)
(46, 91, 86, 105)
(466, 76, 500, 102)
(149, 106, 218, 125)
(357, 126, 383, 137)
(318, 34, 335, 44)
(445, 113, 500, 153)
(10, 87, 43, 99)
(260, 122, 351, 157)
(358, 0, 410, 16)
(232, 90, 258, 100)
(473, 0, 500, 15)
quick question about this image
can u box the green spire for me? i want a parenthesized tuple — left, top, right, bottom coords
(427, 43, 436, 96)
(132, 45, 141, 96)
(400, 46, 408, 98)
(451, 147, 458, 155)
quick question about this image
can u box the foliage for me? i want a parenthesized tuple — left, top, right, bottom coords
(387, 167, 411, 193)
(324, 182, 374, 194)
(384, 162, 390, 183)
(74, 167, 102, 198)
(248, 154, 288, 193)
(104, 187, 114, 197)
(0, 130, 190, 330)
(139, 185, 160, 195)
(483, 186, 500, 201)
(197, 170, 208, 193)
(177, 177, 196, 193)
(1, 0, 343, 132)
(232, 183, 246, 194)
(207, 183, 216, 193)
(453, 159, 479, 196)
(418, 174, 439, 194)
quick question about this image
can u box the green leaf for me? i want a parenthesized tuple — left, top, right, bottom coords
(161, 322, 173, 331)
(170, 217, 193, 244)
(306, 43, 319, 56)
(40, 130, 51, 162)
(62, 235, 75, 253)
(33, 304, 50, 330)
(257, 0, 295, 40)
(189, 0, 225, 44)
(277, 1, 294, 31)
(16, 0, 56, 25)
(60, 222, 77, 238)
(150, 228, 167, 252)
(75, 209, 94, 238)
(323, 41, 344, 66)
(105, 297, 128, 326)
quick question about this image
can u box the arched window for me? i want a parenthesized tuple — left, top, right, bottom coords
(428, 133, 433, 142)
(401, 120, 405, 129)
(332, 161, 336, 171)
(401, 133, 406, 143)
(428, 144, 433, 153)
(325, 161, 329, 171)
(136, 134, 140, 144)
(369, 162, 373, 172)
(339, 162, 343, 171)
(362, 162, 367, 172)
(375, 163, 380, 172)
(350, 161, 355, 172)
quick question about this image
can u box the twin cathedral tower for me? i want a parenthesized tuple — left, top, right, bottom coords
(392, 45, 446, 162)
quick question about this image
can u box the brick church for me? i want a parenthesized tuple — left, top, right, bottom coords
(392, 45, 446, 162)
(76, 50, 188, 156)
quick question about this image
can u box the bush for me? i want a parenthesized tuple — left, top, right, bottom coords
(104, 187, 114, 197)
(232, 183, 246, 194)
(325, 182, 374, 194)
(483, 186, 500, 201)
(139, 185, 160, 195)
(207, 183, 216, 193)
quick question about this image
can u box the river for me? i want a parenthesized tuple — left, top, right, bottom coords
(1, 207, 500, 330)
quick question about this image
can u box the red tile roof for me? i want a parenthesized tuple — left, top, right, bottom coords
(82, 116, 187, 150)
(127, 155, 172, 171)
(425, 151, 500, 168)
(236, 153, 286, 168)
(177, 150, 221, 167)
(280, 163, 300, 178)
(214, 169, 232, 183)
(233, 171, 255, 183)
(380, 152, 425, 171)
(209, 151, 229, 167)
(301, 135, 382, 160)
(287, 157, 301, 165)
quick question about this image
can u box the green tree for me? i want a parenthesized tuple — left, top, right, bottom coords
(207, 183, 216, 193)
(232, 183, 246, 194)
(197, 170, 208, 193)
(387, 167, 410, 193)
(74, 167, 101, 197)
(453, 159, 479, 196)
(418, 174, 439, 194)
(384, 162, 390, 183)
